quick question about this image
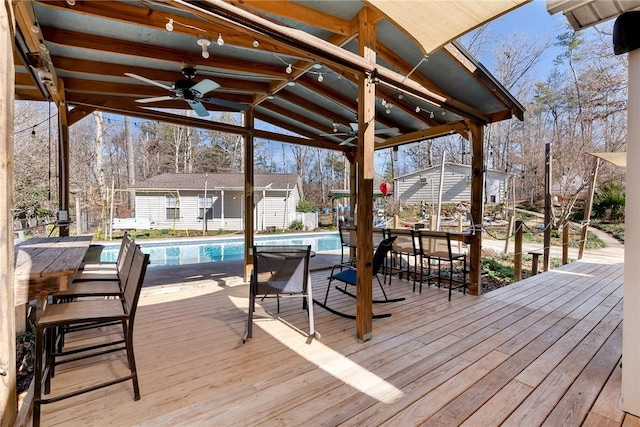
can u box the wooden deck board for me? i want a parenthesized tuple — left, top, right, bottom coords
(37, 258, 640, 427)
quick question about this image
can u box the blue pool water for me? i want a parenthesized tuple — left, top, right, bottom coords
(100, 232, 341, 267)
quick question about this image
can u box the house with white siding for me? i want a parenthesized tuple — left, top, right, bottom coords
(394, 163, 508, 206)
(129, 173, 303, 231)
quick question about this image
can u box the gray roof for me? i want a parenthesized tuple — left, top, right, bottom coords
(132, 173, 300, 191)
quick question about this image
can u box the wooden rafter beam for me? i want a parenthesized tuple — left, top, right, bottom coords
(35, 0, 301, 59)
(40, 26, 289, 80)
(51, 56, 273, 95)
(376, 121, 468, 149)
(227, 0, 355, 35)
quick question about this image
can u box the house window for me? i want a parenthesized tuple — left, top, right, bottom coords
(198, 194, 213, 220)
(490, 195, 496, 203)
(166, 195, 180, 220)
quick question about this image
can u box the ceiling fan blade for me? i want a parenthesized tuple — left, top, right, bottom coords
(190, 79, 220, 97)
(319, 132, 350, 137)
(135, 95, 177, 104)
(349, 122, 358, 131)
(201, 97, 248, 111)
(125, 73, 174, 92)
(374, 127, 399, 135)
(339, 136, 357, 146)
(185, 99, 210, 117)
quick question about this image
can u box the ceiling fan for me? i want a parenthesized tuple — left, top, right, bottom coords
(320, 123, 399, 147)
(125, 66, 248, 117)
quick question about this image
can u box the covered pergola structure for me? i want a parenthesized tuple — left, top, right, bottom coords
(1, 1, 531, 423)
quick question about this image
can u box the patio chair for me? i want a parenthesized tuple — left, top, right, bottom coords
(314, 236, 404, 319)
(80, 232, 131, 270)
(33, 245, 149, 427)
(72, 232, 134, 281)
(387, 227, 420, 287)
(243, 245, 314, 343)
(57, 243, 139, 301)
(417, 230, 467, 300)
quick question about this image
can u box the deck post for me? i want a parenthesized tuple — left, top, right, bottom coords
(617, 12, 640, 417)
(0, 2, 16, 424)
(467, 121, 484, 296)
(243, 108, 254, 282)
(514, 220, 522, 282)
(355, 7, 375, 341)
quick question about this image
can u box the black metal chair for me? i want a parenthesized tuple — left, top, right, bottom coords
(314, 236, 404, 319)
(417, 230, 467, 300)
(387, 227, 420, 287)
(33, 246, 149, 427)
(243, 245, 314, 342)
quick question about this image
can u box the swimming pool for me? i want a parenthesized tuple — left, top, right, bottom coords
(100, 232, 341, 267)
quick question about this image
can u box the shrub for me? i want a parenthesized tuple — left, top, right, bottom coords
(296, 200, 316, 213)
(289, 220, 304, 231)
(593, 182, 625, 222)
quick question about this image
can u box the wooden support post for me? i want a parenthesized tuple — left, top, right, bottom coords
(468, 121, 484, 296)
(579, 158, 599, 259)
(243, 108, 254, 282)
(562, 220, 569, 265)
(355, 7, 375, 341)
(514, 220, 523, 281)
(58, 100, 70, 237)
(543, 142, 552, 272)
(530, 252, 541, 275)
(0, 2, 17, 424)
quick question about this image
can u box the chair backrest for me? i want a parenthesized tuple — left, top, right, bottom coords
(372, 227, 388, 248)
(339, 224, 357, 248)
(372, 236, 397, 275)
(122, 246, 150, 319)
(388, 228, 419, 255)
(116, 232, 133, 266)
(418, 230, 452, 258)
(253, 245, 311, 294)
(117, 239, 138, 279)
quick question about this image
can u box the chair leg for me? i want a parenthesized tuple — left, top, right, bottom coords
(123, 320, 141, 400)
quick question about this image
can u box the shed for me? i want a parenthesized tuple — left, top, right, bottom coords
(394, 163, 508, 206)
(131, 173, 302, 231)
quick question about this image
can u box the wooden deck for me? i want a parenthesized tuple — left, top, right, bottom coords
(37, 256, 633, 426)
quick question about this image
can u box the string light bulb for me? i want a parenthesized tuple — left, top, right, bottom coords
(65, 0, 75, 5)
(31, 127, 36, 138)
(31, 22, 39, 34)
(430, 111, 435, 119)
(165, 18, 174, 32)
(197, 37, 211, 59)
(216, 33, 224, 46)
(415, 106, 421, 113)
(286, 64, 292, 74)
(252, 39, 260, 48)
(332, 121, 339, 132)
(317, 73, 323, 82)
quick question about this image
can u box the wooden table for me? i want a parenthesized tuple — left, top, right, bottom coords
(14, 235, 93, 307)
